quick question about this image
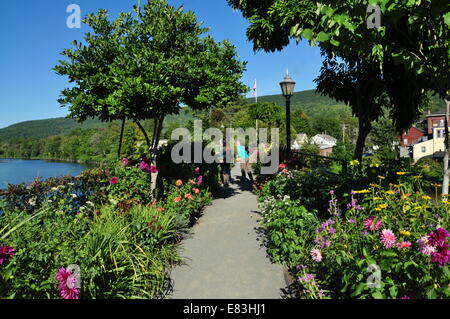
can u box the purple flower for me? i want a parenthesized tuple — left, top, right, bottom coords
(0, 245, 15, 265)
(361, 230, 368, 237)
(349, 218, 356, 224)
(296, 264, 307, 271)
(198, 176, 203, 186)
(329, 228, 336, 235)
(121, 158, 129, 166)
(329, 190, 335, 195)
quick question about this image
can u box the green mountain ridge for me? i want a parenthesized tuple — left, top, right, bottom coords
(0, 89, 445, 142)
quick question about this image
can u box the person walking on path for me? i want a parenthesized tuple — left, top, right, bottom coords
(236, 140, 253, 182)
(220, 142, 232, 187)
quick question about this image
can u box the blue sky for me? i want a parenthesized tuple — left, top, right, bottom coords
(0, 0, 323, 129)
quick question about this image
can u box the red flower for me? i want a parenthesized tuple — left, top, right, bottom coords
(110, 177, 118, 185)
(279, 163, 286, 169)
(174, 197, 182, 203)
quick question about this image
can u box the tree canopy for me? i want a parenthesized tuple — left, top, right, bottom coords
(55, 0, 247, 151)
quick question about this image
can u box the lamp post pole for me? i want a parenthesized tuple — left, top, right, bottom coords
(286, 96, 291, 159)
(280, 70, 296, 161)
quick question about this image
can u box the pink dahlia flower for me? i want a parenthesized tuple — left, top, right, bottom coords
(380, 229, 396, 248)
(363, 216, 383, 231)
(109, 177, 118, 185)
(56, 267, 80, 300)
(0, 245, 15, 265)
(121, 158, 129, 166)
(310, 248, 323, 262)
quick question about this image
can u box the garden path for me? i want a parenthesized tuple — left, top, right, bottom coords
(169, 165, 286, 299)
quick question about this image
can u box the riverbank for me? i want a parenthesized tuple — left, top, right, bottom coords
(0, 157, 105, 166)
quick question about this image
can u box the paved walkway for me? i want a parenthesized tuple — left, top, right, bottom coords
(169, 165, 286, 299)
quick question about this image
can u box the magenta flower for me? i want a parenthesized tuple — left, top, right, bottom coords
(139, 161, 149, 171)
(0, 245, 15, 265)
(310, 248, 322, 262)
(198, 176, 203, 186)
(56, 267, 80, 299)
(380, 229, 396, 248)
(150, 165, 158, 174)
(121, 158, 129, 166)
(109, 177, 118, 185)
(194, 167, 200, 175)
(428, 228, 450, 247)
(431, 244, 450, 266)
(425, 228, 450, 266)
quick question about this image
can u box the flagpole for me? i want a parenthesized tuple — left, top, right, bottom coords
(255, 78, 257, 104)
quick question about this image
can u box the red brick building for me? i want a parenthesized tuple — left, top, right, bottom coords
(400, 127, 425, 147)
(426, 113, 446, 135)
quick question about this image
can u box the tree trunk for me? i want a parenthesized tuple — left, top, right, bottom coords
(135, 121, 151, 149)
(354, 116, 372, 161)
(117, 118, 126, 160)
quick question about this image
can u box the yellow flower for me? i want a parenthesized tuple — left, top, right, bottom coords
(378, 176, 385, 180)
(413, 175, 423, 179)
(373, 245, 380, 251)
(396, 172, 406, 175)
(370, 163, 380, 168)
(353, 189, 370, 194)
(432, 183, 442, 188)
(373, 197, 383, 200)
(378, 204, 388, 209)
(422, 195, 431, 200)
(386, 190, 395, 195)
(350, 160, 360, 166)
(369, 183, 378, 187)
(400, 230, 411, 236)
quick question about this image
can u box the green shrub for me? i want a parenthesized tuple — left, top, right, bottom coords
(259, 197, 319, 266)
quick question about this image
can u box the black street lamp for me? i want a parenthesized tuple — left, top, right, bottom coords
(279, 70, 296, 159)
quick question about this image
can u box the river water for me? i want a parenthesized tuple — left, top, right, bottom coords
(0, 158, 91, 189)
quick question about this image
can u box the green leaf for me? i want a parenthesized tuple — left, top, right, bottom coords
(330, 39, 341, 47)
(389, 285, 398, 298)
(317, 31, 330, 42)
(302, 29, 313, 40)
(371, 290, 384, 299)
(444, 12, 450, 26)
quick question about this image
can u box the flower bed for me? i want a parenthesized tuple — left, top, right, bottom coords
(257, 162, 450, 299)
(0, 159, 214, 299)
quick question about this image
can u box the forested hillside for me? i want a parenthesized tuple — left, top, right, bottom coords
(0, 90, 446, 162)
(0, 118, 110, 141)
